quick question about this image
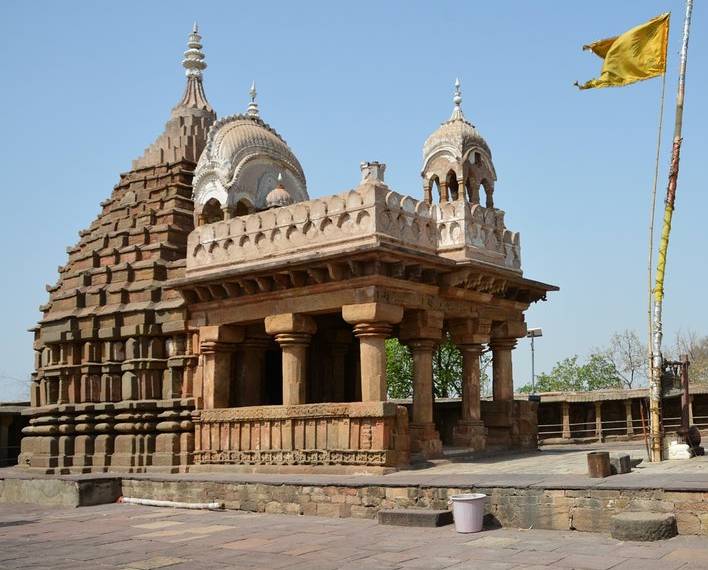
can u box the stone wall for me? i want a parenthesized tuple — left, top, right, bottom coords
(120, 478, 708, 535)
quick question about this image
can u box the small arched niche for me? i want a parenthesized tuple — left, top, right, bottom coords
(201, 198, 224, 225)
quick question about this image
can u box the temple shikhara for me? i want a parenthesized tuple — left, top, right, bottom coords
(20, 26, 557, 473)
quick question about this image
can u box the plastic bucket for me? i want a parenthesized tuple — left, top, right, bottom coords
(448, 493, 486, 533)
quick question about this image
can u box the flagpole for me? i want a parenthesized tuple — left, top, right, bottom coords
(647, 69, 666, 429)
(650, 0, 693, 463)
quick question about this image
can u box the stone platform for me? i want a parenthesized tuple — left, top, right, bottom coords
(4, 443, 708, 535)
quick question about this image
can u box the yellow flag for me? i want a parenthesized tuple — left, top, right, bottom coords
(577, 13, 670, 90)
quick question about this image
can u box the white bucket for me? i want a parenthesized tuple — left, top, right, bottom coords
(448, 493, 486, 533)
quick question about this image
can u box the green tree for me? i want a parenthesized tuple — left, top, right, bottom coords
(385, 334, 490, 399)
(385, 338, 413, 398)
(432, 334, 463, 398)
(518, 353, 620, 393)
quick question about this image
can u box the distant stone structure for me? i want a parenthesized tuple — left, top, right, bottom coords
(19, 27, 556, 473)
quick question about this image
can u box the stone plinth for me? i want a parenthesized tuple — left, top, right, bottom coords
(192, 401, 409, 469)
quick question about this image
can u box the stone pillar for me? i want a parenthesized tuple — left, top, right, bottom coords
(238, 339, 270, 406)
(265, 314, 317, 406)
(449, 318, 491, 450)
(440, 181, 449, 202)
(561, 401, 571, 439)
(423, 183, 432, 204)
(594, 401, 603, 441)
(456, 177, 465, 201)
(400, 310, 444, 458)
(199, 325, 244, 409)
(490, 339, 517, 402)
(343, 303, 404, 402)
(625, 399, 634, 436)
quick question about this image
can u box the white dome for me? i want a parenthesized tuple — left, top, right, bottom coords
(192, 114, 307, 216)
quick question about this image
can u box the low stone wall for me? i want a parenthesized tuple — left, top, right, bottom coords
(192, 402, 410, 469)
(121, 478, 708, 536)
(0, 476, 120, 507)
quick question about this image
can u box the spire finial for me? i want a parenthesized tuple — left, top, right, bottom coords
(246, 81, 260, 117)
(277, 172, 283, 184)
(174, 24, 213, 113)
(450, 77, 465, 121)
(182, 23, 207, 79)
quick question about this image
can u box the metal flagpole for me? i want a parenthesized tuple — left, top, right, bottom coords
(650, 0, 694, 463)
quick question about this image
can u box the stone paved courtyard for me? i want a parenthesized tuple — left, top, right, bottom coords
(2, 502, 708, 570)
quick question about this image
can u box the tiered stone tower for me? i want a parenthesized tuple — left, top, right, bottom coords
(20, 25, 216, 472)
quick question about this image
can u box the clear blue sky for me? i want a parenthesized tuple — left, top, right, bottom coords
(2, 1, 706, 400)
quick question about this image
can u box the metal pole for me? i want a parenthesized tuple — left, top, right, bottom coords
(650, 0, 693, 463)
(531, 336, 536, 394)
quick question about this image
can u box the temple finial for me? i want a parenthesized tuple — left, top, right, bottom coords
(174, 24, 213, 113)
(182, 22, 207, 79)
(450, 77, 465, 121)
(246, 81, 260, 117)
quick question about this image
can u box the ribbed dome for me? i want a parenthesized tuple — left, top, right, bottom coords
(423, 115, 491, 164)
(192, 112, 308, 216)
(196, 114, 305, 187)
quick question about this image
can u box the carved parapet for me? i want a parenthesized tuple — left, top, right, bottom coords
(186, 183, 522, 278)
(192, 402, 409, 468)
(18, 399, 196, 473)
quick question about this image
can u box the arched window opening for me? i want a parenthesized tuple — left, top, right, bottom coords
(429, 175, 441, 202)
(481, 179, 494, 209)
(465, 175, 480, 204)
(446, 171, 459, 201)
(202, 198, 224, 224)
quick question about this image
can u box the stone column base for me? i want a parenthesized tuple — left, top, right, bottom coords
(452, 420, 487, 451)
(409, 422, 443, 459)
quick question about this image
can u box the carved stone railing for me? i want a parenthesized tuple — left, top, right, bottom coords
(192, 401, 409, 468)
(186, 183, 521, 278)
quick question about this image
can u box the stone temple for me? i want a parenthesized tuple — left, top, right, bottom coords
(20, 26, 557, 473)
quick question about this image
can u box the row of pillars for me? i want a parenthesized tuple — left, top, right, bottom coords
(198, 303, 525, 456)
(558, 398, 690, 441)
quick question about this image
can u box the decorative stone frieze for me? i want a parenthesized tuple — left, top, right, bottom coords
(192, 402, 409, 469)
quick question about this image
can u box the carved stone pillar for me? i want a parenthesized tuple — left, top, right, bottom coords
(265, 314, 317, 406)
(490, 338, 517, 402)
(562, 401, 571, 439)
(400, 310, 443, 458)
(594, 401, 603, 441)
(423, 183, 432, 204)
(450, 318, 491, 450)
(343, 303, 404, 402)
(440, 181, 449, 202)
(199, 325, 244, 409)
(625, 399, 634, 436)
(456, 178, 465, 201)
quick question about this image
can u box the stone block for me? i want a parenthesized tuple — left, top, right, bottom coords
(610, 512, 678, 541)
(377, 508, 453, 527)
(610, 453, 632, 475)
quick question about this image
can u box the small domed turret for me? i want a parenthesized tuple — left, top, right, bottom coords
(265, 174, 293, 208)
(421, 79, 497, 207)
